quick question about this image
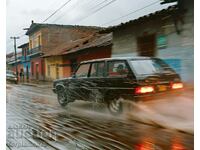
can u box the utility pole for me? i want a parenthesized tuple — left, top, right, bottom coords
(10, 36, 20, 79)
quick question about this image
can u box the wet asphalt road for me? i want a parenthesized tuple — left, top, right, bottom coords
(6, 84, 194, 150)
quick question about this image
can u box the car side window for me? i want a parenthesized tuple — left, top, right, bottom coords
(107, 61, 129, 77)
(90, 62, 105, 77)
(75, 63, 90, 78)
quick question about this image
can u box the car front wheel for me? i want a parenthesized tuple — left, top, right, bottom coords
(107, 97, 123, 115)
(57, 88, 68, 107)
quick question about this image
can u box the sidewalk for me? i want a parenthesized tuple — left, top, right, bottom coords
(20, 80, 52, 88)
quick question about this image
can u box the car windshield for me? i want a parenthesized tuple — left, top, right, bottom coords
(130, 58, 174, 75)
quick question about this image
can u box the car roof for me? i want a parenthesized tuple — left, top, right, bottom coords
(80, 56, 154, 64)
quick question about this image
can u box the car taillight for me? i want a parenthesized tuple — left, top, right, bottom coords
(135, 86, 154, 94)
(171, 82, 183, 89)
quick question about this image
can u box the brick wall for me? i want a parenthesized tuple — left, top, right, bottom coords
(41, 27, 99, 54)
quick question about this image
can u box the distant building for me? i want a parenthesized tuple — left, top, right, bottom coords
(6, 52, 14, 70)
(7, 51, 23, 77)
(101, 0, 193, 82)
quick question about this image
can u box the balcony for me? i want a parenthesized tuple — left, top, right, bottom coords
(27, 46, 43, 57)
(20, 56, 30, 62)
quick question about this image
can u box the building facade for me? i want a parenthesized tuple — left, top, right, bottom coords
(18, 43, 31, 81)
(102, 0, 193, 82)
(25, 21, 102, 81)
(43, 33, 112, 80)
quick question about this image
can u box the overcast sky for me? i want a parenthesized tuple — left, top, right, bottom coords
(6, 0, 175, 53)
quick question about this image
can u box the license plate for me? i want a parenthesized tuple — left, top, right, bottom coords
(158, 85, 167, 91)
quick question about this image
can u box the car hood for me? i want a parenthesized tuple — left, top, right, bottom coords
(54, 77, 72, 82)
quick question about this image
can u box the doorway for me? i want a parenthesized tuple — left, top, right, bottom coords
(36, 64, 39, 80)
(26, 65, 29, 81)
(137, 34, 156, 57)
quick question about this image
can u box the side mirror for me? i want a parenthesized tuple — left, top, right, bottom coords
(72, 74, 76, 78)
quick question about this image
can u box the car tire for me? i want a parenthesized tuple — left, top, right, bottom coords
(57, 87, 68, 107)
(107, 97, 123, 115)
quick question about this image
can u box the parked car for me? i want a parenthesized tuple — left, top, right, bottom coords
(52, 57, 183, 114)
(6, 70, 18, 84)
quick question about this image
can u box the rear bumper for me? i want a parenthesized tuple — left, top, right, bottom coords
(122, 89, 184, 102)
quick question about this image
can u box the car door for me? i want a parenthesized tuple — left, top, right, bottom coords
(87, 61, 106, 102)
(104, 60, 136, 100)
(69, 63, 91, 101)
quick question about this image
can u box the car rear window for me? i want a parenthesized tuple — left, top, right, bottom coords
(130, 59, 174, 75)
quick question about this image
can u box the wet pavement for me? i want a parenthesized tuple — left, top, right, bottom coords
(6, 84, 194, 150)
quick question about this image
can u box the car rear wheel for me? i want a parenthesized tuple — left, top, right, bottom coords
(108, 97, 123, 115)
(57, 88, 68, 107)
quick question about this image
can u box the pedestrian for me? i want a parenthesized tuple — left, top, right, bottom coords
(19, 69, 24, 82)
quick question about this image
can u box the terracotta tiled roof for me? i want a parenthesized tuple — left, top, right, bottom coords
(18, 42, 29, 48)
(26, 23, 104, 35)
(100, 5, 178, 33)
(43, 33, 112, 57)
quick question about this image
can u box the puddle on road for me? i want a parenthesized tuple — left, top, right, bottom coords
(125, 96, 194, 134)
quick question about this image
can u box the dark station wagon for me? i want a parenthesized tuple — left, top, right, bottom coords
(52, 57, 183, 114)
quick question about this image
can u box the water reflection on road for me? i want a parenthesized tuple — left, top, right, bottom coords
(6, 84, 193, 150)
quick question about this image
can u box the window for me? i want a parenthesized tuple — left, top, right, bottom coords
(38, 35, 41, 46)
(48, 65, 50, 76)
(56, 66, 59, 79)
(130, 59, 174, 75)
(30, 40, 32, 49)
(31, 62, 34, 76)
(75, 63, 90, 78)
(90, 62, 105, 77)
(107, 61, 129, 77)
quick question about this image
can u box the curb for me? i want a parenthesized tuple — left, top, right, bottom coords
(21, 83, 52, 88)
(21, 83, 38, 87)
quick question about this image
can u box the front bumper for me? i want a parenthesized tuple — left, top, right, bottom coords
(52, 88, 56, 93)
(6, 78, 18, 83)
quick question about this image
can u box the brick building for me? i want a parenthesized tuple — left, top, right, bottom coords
(25, 21, 102, 81)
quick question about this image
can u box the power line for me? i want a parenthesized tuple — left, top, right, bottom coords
(7, 0, 73, 51)
(90, 0, 110, 10)
(101, 0, 160, 26)
(42, 0, 72, 23)
(51, 0, 105, 23)
(76, 0, 118, 24)
(7, 0, 72, 46)
(51, 0, 86, 23)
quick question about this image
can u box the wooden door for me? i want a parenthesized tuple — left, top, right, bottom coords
(137, 34, 156, 57)
(36, 64, 39, 80)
